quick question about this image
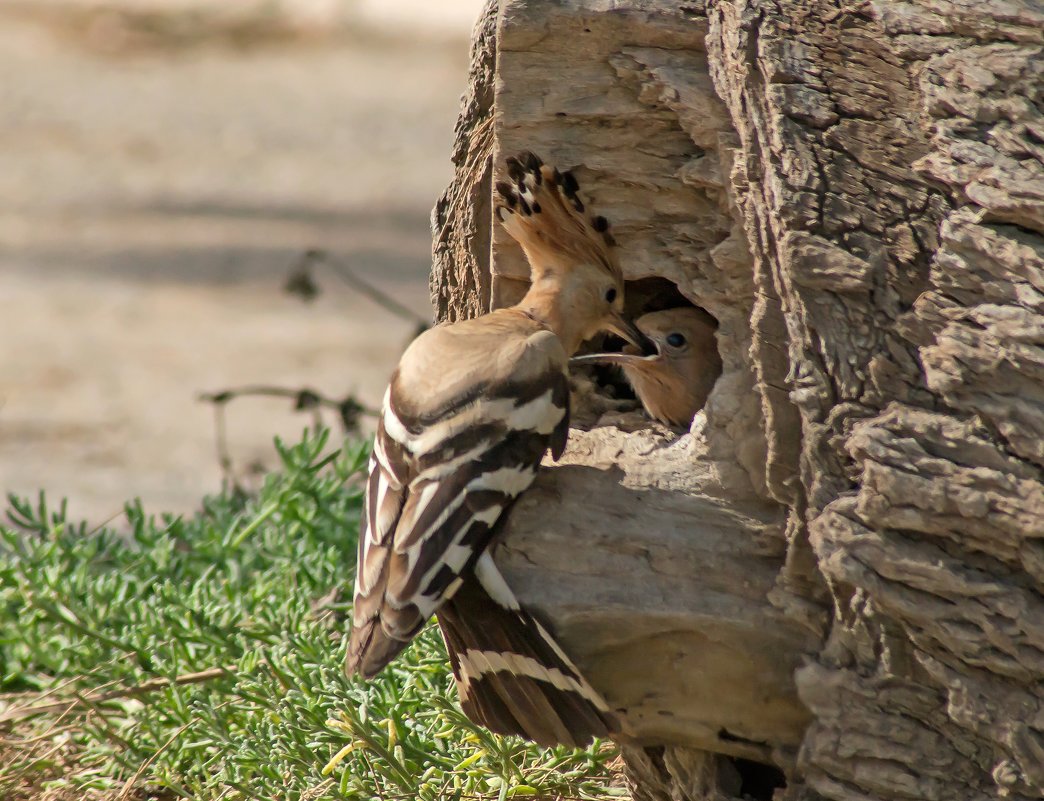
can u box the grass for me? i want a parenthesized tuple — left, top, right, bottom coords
(0, 431, 624, 801)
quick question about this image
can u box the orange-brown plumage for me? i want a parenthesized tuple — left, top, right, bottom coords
(573, 307, 721, 428)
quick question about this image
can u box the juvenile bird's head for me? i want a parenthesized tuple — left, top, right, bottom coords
(571, 307, 722, 428)
(496, 152, 654, 357)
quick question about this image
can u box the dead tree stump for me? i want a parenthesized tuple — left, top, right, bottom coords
(432, 1, 1044, 799)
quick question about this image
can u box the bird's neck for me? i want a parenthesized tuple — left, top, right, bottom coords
(515, 283, 586, 355)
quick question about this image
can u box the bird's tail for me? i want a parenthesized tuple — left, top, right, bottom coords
(495, 151, 619, 281)
(436, 553, 617, 748)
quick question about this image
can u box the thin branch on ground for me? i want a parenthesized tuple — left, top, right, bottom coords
(198, 247, 423, 486)
(285, 248, 431, 337)
(197, 385, 377, 485)
(0, 667, 236, 724)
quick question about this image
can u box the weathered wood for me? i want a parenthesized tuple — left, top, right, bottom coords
(708, 0, 1044, 799)
(498, 427, 817, 766)
(432, 0, 1044, 799)
(430, 0, 499, 323)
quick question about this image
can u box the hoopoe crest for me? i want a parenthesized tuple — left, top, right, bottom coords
(347, 151, 652, 747)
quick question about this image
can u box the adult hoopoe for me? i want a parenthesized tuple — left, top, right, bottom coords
(347, 151, 652, 747)
(572, 307, 721, 428)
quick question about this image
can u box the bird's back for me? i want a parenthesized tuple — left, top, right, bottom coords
(393, 309, 568, 425)
(348, 308, 570, 678)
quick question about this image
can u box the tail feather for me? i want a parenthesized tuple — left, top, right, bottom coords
(437, 554, 617, 748)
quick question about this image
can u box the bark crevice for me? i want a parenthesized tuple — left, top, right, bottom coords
(432, 1, 1044, 798)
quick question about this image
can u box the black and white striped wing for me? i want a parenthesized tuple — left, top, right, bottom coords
(347, 360, 569, 678)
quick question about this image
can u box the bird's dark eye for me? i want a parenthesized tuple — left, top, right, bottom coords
(666, 332, 686, 347)
(605, 288, 617, 303)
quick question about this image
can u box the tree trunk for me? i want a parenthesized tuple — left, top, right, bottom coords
(432, 2, 1044, 799)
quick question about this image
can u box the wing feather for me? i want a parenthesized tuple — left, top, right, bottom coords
(347, 320, 570, 678)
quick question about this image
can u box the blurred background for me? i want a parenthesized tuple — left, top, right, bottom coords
(0, 0, 484, 523)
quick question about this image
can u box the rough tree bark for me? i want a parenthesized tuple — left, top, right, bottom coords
(432, 1, 1044, 799)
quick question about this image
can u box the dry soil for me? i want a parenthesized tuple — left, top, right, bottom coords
(0, 5, 479, 523)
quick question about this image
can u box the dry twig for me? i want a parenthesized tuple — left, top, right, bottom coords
(285, 249, 430, 337)
(0, 667, 236, 724)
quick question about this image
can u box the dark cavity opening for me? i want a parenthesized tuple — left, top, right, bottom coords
(573, 277, 722, 428)
(728, 757, 787, 801)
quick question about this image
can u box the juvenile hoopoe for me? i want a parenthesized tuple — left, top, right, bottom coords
(347, 151, 652, 747)
(572, 307, 721, 428)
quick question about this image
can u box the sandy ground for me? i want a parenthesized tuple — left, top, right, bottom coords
(0, 5, 482, 523)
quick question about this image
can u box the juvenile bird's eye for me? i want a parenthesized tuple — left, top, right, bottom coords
(666, 332, 686, 347)
(605, 288, 617, 303)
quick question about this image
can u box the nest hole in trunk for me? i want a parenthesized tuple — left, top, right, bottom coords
(571, 276, 723, 430)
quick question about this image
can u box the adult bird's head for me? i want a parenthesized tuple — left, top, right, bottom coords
(497, 151, 655, 358)
(571, 307, 722, 428)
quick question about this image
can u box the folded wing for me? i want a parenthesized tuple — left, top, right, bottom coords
(347, 318, 570, 678)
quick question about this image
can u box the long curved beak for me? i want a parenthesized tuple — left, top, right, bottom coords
(571, 313, 659, 367)
(605, 312, 657, 356)
(570, 351, 655, 367)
